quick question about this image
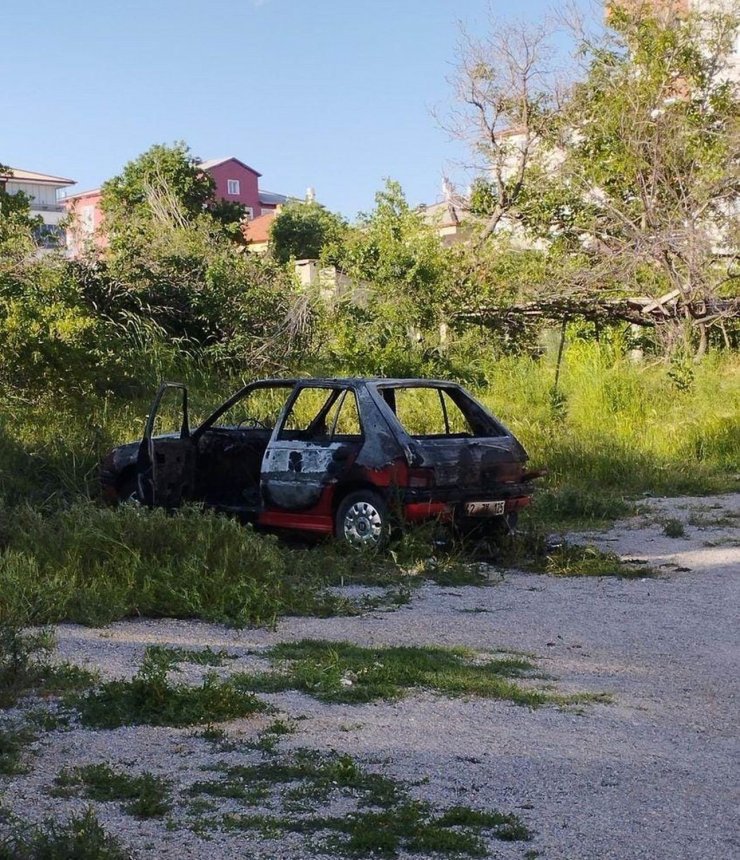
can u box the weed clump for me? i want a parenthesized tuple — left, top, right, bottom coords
(144, 645, 236, 667)
(53, 763, 171, 819)
(489, 529, 656, 578)
(0, 503, 344, 627)
(663, 518, 686, 538)
(0, 624, 98, 709)
(0, 723, 36, 775)
(0, 809, 129, 859)
(72, 646, 266, 728)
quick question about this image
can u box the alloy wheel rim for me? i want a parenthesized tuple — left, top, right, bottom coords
(343, 501, 383, 547)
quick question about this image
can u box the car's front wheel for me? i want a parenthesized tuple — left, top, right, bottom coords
(335, 490, 390, 550)
(117, 474, 142, 506)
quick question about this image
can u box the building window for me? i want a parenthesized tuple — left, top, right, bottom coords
(33, 224, 64, 249)
(243, 206, 254, 220)
(227, 179, 240, 195)
(81, 206, 95, 234)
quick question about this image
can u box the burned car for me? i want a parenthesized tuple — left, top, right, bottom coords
(101, 378, 543, 548)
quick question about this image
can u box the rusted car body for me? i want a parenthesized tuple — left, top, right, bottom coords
(100, 378, 543, 547)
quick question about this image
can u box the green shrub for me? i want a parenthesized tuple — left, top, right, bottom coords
(233, 639, 602, 708)
(0, 503, 336, 627)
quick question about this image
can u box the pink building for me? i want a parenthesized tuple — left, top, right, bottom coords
(63, 155, 290, 255)
(63, 188, 106, 256)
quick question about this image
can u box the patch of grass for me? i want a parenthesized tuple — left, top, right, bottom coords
(222, 799, 530, 857)
(532, 542, 654, 578)
(480, 348, 740, 500)
(0, 723, 36, 775)
(52, 763, 172, 819)
(490, 529, 657, 578)
(0, 625, 98, 709)
(193, 724, 238, 752)
(533, 486, 634, 529)
(0, 503, 352, 628)
(144, 644, 236, 667)
(662, 519, 686, 538)
(687, 509, 739, 528)
(71, 646, 266, 729)
(192, 749, 399, 810)
(0, 808, 129, 860)
(190, 747, 530, 857)
(245, 718, 297, 754)
(233, 639, 596, 708)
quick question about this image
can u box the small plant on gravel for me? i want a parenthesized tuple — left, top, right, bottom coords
(493, 530, 656, 578)
(0, 722, 36, 775)
(663, 519, 686, 538)
(144, 645, 236, 667)
(71, 646, 266, 729)
(533, 487, 634, 529)
(246, 718, 297, 754)
(52, 763, 172, 819)
(0, 624, 98, 709)
(0, 808, 129, 860)
(233, 640, 581, 707)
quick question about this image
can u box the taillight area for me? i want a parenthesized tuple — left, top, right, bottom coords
(407, 467, 435, 489)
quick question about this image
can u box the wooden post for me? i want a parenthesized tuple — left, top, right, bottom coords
(553, 317, 568, 393)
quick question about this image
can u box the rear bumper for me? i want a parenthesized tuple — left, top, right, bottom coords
(403, 482, 534, 504)
(403, 490, 533, 523)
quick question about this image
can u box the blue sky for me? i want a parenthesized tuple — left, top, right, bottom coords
(2, 0, 591, 218)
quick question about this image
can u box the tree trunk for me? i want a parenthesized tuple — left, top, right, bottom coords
(694, 322, 708, 362)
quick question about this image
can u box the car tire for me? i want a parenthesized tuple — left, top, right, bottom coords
(117, 474, 142, 506)
(335, 490, 391, 550)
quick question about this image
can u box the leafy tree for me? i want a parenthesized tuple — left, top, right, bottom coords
(269, 200, 347, 264)
(556, 4, 740, 354)
(317, 180, 455, 375)
(102, 143, 213, 223)
(0, 164, 41, 255)
(100, 142, 246, 247)
(451, 4, 740, 356)
(446, 19, 559, 244)
(328, 180, 447, 327)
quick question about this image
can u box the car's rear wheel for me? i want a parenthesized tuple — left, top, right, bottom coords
(117, 474, 142, 506)
(335, 490, 390, 550)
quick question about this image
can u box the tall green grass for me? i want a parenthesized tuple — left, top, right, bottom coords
(0, 503, 337, 627)
(478, 345, 739, 499)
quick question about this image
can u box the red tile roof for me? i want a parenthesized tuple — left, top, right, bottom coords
(243, 211, 275, 245)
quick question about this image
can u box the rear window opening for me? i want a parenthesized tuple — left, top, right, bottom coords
(380, 386, 493, 439)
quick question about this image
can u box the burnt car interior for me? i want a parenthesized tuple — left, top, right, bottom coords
(278, 386, 363, 442)
(187, 382, 365, 510)
(194, 383, 294, 508)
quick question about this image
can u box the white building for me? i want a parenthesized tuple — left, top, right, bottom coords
(0, 167, 76, 247)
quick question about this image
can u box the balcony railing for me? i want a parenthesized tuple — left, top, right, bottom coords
(30, 202, 65, 212)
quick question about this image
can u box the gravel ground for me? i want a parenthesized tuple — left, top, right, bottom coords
(1, 493, 738, 859)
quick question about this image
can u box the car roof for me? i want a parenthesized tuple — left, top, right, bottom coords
(264, 377, 463, 389)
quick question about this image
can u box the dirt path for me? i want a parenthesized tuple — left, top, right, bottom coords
(3, 493, 739, 859)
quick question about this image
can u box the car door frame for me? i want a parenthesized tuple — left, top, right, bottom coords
(259, 382, 364, 513)
(137, 382, 195, 508)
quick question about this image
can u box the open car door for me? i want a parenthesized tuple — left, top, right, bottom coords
(137, 383, 196, 508)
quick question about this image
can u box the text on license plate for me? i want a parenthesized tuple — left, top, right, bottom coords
(464, 500, 506, 516)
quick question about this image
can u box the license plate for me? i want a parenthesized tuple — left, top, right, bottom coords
(464, 500, 506, 517)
